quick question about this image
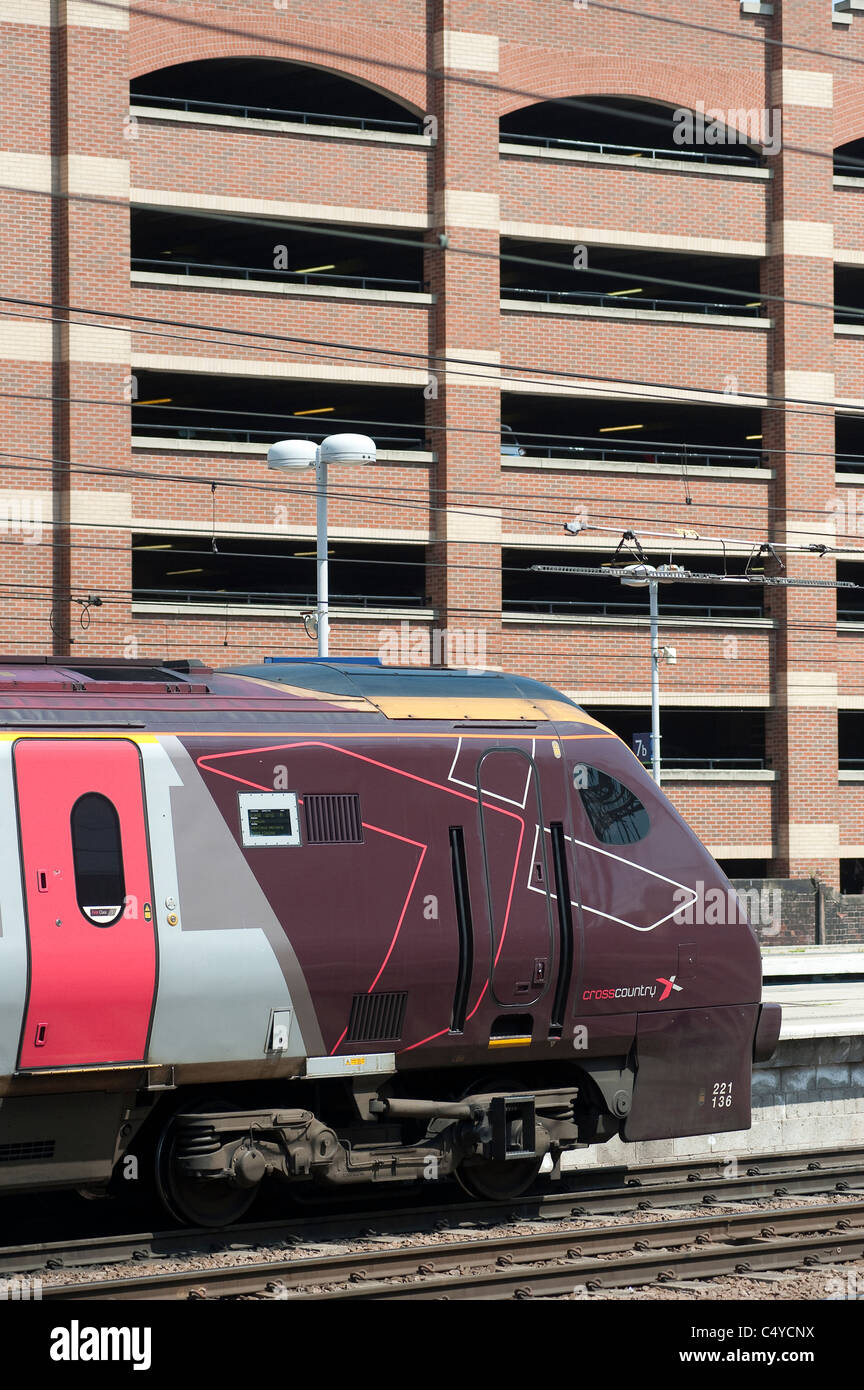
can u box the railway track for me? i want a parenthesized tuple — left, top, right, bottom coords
(2, 1144, 859, 1297)
(42, 1197, 864, 1301)
(4, 1145, 863, 1281)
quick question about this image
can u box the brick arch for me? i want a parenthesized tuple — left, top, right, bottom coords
(498, 53, 766, 142)
(834, 82, 864, 148)
(129, 11, 427, 116)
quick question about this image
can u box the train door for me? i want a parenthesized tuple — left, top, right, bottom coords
(15, 738, 158, 1070)
(477, 747, 556, 1008)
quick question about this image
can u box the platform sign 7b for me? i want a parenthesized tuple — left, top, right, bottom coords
(632, 732, 653, 761)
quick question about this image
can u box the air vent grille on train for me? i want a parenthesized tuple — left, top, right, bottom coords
(303, 793, 364, 844)
(346, 991, 407, 1043)
(0, 1139, 55, 1163)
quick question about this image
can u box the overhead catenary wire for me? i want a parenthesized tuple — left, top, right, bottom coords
(0, 437, 861, 565)
(0, 293, 826, 419)
(557, 519, 864, 556)
(1, 402, 861, 549)
(7, 0, 864, 563)
(1, 373, 857, 472)
(3, 48, 861, 478)
(0, 288, 860, 450)
(70, 0, 864, 72)
(0, 500, 860, 613)
(1, 92, 862, 425)
(32, 0, 864, 167)
(0, 572, 859, 636)
(3, 188, 861, 322)
(2, 562, 862, 645)
(1, 438, 863, 556)
(3, 213, 864, 393)
(0, 528, 857, 588)
(0, 185, 840, 553)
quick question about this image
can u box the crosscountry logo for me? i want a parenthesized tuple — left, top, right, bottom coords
(656, 974, 684, 1001)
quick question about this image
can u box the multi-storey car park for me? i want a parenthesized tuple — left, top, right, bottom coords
(3, 0, 864, 915)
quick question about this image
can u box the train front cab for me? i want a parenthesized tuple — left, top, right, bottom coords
(560, 722, 779, 1144)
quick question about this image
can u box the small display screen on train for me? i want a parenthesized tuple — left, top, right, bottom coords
(247, 807, 295, 838)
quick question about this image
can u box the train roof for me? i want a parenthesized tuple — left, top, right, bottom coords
(0, 657, 596, 728)
(221, 660, 582, 706)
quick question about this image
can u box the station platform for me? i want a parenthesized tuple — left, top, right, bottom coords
(762, 943, 864, 1042)
(559, 946, 864, 1176)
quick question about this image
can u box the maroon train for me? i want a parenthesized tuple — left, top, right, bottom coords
(0, 657, 780, 1224)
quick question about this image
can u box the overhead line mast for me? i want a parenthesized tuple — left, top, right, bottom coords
(534, 525, 862, 784)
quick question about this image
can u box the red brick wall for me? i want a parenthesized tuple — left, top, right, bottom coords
(131, 120, 430, 211)
(2, 0, 863, 881)
(501, 155, 769, 244)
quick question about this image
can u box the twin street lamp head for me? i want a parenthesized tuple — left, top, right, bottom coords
(267, 433, 377, 471)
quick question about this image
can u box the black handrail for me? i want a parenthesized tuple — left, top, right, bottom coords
(131, 423, 426, 448)
(653, 758, 766, 770)
(131, 92, 421, 135)
(132, 256, 425, 293)
(549, 823, 575, 1037)
(448, 827, 475, 1034)
(131, 420, 760, 466)
(504, 598, 763, 619)
(506, 442, 766, 469)
(502, 285, 763, 317)
(133, 587, 426, 608)
(500, 129, 758, 166)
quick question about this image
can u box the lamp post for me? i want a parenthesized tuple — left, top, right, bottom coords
(267, 432, 376, 657)
(648, 575, 662, 786)
(620, 563, 678, 786)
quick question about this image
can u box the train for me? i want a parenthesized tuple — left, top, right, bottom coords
(0, 656, 781, 1225)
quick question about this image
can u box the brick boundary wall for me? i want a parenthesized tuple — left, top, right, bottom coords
(732, 877, 864, 946)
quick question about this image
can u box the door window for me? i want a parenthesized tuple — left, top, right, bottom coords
(70, 793, 126, 926)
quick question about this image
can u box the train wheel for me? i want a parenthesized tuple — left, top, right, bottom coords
(455, 1154, 543, 1202)
(454, 1073, 545, 1202)
(154, 1101, 258, 1228)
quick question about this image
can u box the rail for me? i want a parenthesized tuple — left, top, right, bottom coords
(7, 1147, 864, 1284)
(42, 1195, 864, 1301)
(131, 422, 426, 448)
(132, 256, 425, 293)
(131, 92, 421, 134)
(654, 756, 766, 770)
(500, 129, 758, 165)
(505, 598, 763, 618)
(503, 285, 763, 316)
(507, 441, 766, 468)
(132, 419, 763, 469)
(133, 587, 425, 609)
